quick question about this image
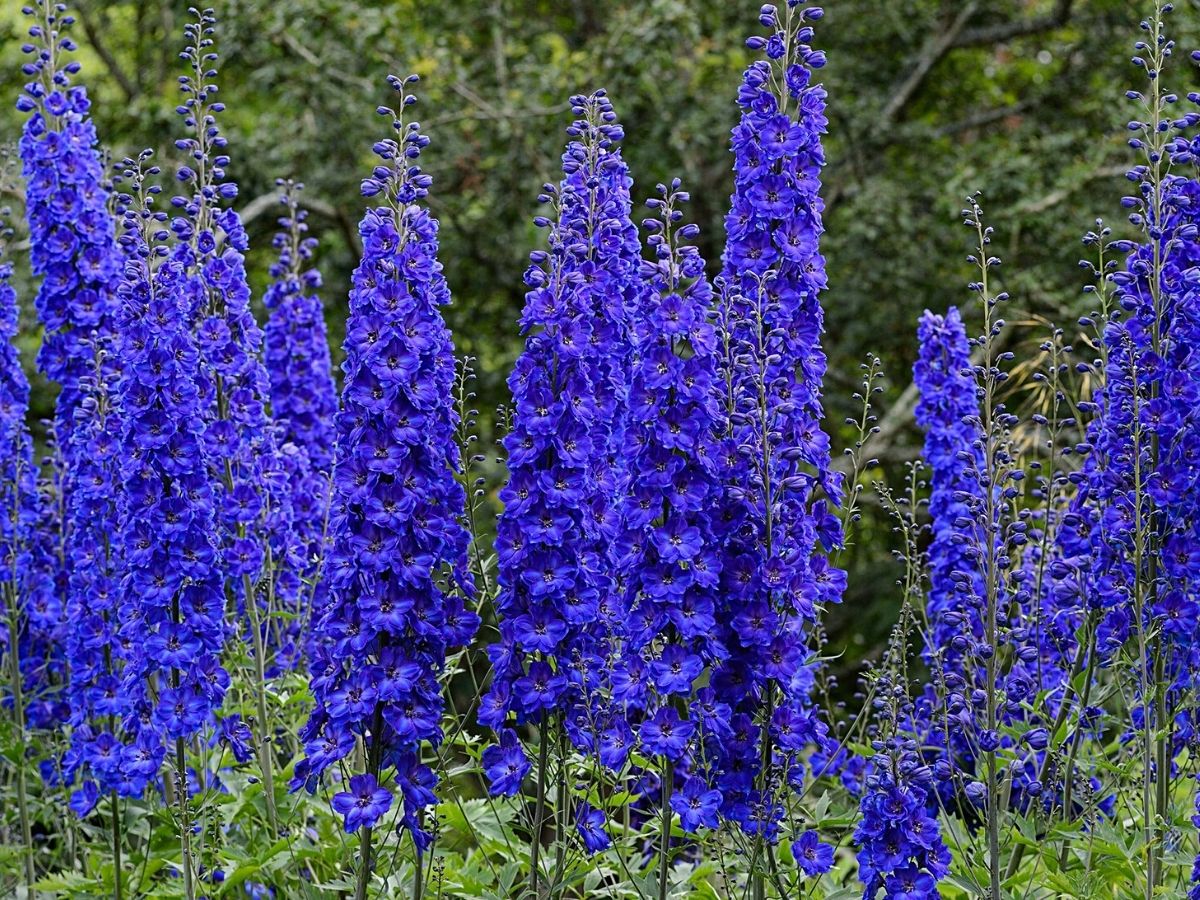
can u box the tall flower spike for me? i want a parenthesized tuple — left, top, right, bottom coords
(16, 0, 121, 456)
(913, 306, 985, 669)
(113, 152, 227, 794)
(61, 337, 129, 811)
(483, 90, 639, 762)
(0, 200, 57, 730)
(709, 2, 843, 837)
(295, 75, 477, 848)
(614, 181, 724, 778)
(170, 8, 293, 641)
(263, 179, 337, 665)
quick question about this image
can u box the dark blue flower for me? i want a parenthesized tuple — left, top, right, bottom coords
(332, 773, 393, 834)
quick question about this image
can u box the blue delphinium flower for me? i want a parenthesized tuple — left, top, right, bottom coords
(709, 2, 843, 837)
(113, 153, 227, 792)
(262, 179, 337, 665)
(0, 205, 58, 733)
(16, 0, 120, 455)
(294, 75, 477, 847)
(483, 90, 638, 760)
(854, 735, 950, 899)
(170, 12, 294, 661)
(791, 829, 834, 878)
(913, 307, 985, 667)
(613, 180, 723, 774)
(61, 341, 129, 806)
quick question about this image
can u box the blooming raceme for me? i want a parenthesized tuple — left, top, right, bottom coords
(113, 155, 227, 790)
(611, 180, 724, 790)
(295, 75, 477, 845)
(854, 735, 950, 900)
(17, 0, 120, 456)
(262, 180, 337, 664)
(170, 13, 295, 669)
(483, 90, 638, 764)
(61, 342, 128, 809)
(0, 207, 58, 730)
(912, 307, 984, 668)
(710, 1, 843, 835)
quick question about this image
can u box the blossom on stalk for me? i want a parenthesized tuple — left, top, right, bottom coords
(263, 180, 337, 660)
(854, 736, 950, 899)
(483, 90, 638, 762)
(294, 75, 477, 845)
(913, 307, 984, 667)
(113, 154, 227, 791)
(709, 1, 843, 834)
(17, 0, 120, 454)
(612, 180, 723, 772)
(0, 205, 57, 729)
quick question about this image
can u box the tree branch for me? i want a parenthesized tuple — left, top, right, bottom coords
(951, 0, 1076, 48)
(76, 5, 138, 102)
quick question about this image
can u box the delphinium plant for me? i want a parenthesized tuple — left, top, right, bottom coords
(293, 73, 478, 899)
(262, 178, 337, 668)
(711, 2, 844, 894)
(482, 88, 639, 896)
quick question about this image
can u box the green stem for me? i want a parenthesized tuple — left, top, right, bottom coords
(176, 738, 195, 900)
(412, 846, 424, 900)
(658, 759, 673, 900)
(241, 571, 280, 835)
(529, 713, 551, 899)
(112, 792, 123, 900)
(6, 600, 35, 899)
(355, 824, 375, 900)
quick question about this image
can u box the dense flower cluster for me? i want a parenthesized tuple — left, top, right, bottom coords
(295, 75, 477, 845)
(708, 1, 843, 835)
(113, 156, 227, 790)
(854, 735, 950, 900)
(612, 181, 723, 778)
(483, 90, 638, 763)
(912, 307, 984, 666)
(16, 0, 120, 456)
(0, 208, 57, 729)
(264, 181, 337, 626)
(170, 13, 294, 660)
(60, 342, 128, 809)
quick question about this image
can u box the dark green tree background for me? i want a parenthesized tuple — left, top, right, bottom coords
(1, 0, 1193, 668)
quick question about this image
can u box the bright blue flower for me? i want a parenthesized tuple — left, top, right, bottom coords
(792, 829, 834, 877)
(671, 776, 721, 833)
(0, 209, 59, 732)
(575, 802, 611, 854)
(17, 0, 121, 456)
(484, 90, 639, 758)
(263, 180, 337, 665)
(481, 729, 530, 797)
(112, 154, 227, 791)
(709, 1, 841, 836)
(332, 773, 393, 834)
(295, 76, 476, 847)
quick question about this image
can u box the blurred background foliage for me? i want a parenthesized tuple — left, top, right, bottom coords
(1, 0, 1195, 677)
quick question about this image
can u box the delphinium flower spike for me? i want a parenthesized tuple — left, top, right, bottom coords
(16, 0, 121, 457)
(262, 179, 337, 666)
(170, 8, 293, 827)
(294, 75, 477, 881)
(0, 197, 57, 894)
(113, 151, 226, 895)
(710, 1, 844, 849)
(613, 180, 724, 880)
(481, 89, 639, 883)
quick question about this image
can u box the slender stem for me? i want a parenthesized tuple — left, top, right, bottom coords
(355, 825, 375, 900)
(658, 759, 673, 900)
(6, 600, 35, 899)
(529, 713, 551, 900)
(176, 738, 195, 900)
(111, 792, 123, 900)
(412, 846, 424, 900)
(241, 570, 280, 834)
